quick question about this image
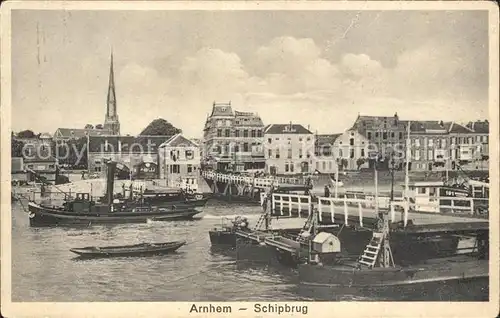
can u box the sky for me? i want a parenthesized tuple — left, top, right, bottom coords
(11, 9, 489, 138)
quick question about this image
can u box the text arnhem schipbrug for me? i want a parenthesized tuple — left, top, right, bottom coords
(189, 303, 308, 315)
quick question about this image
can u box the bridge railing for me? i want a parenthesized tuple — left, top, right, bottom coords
(202, 170, 305, 188)
(317, 196, 375, 227)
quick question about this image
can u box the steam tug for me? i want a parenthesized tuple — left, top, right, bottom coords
(27, 160, 206, 227)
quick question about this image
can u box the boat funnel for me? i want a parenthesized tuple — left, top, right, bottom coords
(105, 161, 117, 206)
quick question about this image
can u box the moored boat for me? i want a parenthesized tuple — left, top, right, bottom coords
(70, 240, 186, 258)
(27, 160, 206, 227)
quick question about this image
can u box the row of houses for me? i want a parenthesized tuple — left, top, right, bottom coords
(12, 104, 490, 182)
(202, 103, 490, 175)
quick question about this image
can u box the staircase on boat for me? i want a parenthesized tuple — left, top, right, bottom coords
(358, 232, 384, 268)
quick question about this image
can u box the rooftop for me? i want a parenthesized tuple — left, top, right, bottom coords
(264, 123, 313, 135)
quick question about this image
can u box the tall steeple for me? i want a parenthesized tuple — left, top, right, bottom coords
(104, 50, 120, 135)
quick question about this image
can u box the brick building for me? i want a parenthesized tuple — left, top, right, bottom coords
(202, 102, 265, 171)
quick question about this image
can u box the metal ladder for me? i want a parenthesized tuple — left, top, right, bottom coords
(358, 232, 384, 268)
(253, 214, 267, 231)
(296, 212, 314, 242)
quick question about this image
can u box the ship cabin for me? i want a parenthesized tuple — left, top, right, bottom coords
(405, 181, 474, 214)
(63, 192, 95, 212)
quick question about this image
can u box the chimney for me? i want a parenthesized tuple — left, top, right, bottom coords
(439, 120, 444, 127)
(105, 161, 116, 207)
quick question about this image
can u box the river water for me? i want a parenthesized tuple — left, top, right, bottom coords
(11, 198, 488, 302)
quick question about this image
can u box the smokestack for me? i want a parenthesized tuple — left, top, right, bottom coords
(105, 160, 116, 206)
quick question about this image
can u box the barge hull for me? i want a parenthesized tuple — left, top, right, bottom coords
(28, 202, 201, 227)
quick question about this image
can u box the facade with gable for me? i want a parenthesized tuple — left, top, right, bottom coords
(314, 134, 340, 174)
(350, 113, 408, 163)
(158, 134, 201, 183)
(202, 101, 265, 172)
(87, 135, 173, 177)
(264, 123, 315, 175)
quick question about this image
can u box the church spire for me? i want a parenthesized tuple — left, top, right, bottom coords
(107, 50, 116, 117)
(104, 50, 120, 135)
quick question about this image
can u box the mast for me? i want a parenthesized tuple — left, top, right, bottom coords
(404, 121, 411, 224)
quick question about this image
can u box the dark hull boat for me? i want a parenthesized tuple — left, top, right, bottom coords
(28, 201, 201, 227)
(70, 240, 186, 258)
(298, 256, 489, 301)
(27, 161, 205, 227)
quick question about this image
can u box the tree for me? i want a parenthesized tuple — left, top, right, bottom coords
(55, 137, 88, 169)
(356, 158, 366, 170)
(85, 124, 94, 129)
(11, 137, 25, 157)
(139, 118, 182, 136)
(17, 130, 36, 139)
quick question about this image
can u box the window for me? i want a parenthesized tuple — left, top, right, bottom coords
(287, 148, 292, 159)
(225, 129, 230, 137)
(451, 137, 456, 144)
(299, 148, 303, 158)
(169, 165, 180, 174)
(429, 139, 434, 147)
(428, 150, 433, 159)
(285, 164, 289, 172)
(187, 165, 193, 173)
(234, 145, 239, 152)
(415, 139, 420, 147)
(299, 137, 303, 142)
(235, 130, 240, 137)
(268, 149, 272, 158)
(361, 149, 365, 157)
(217, 120, 222, 127)
(391, 132, 395, 138)
(251, 130, 256, 138)
(442, 139, 446, 148)
(95, 166, 101, 172)
(322, 161, 326, 171)
(243, 143, 249, 152)
(307, 137, 311, 141)
(225, 120, 231, 127)
(350, 138, 354, 146)
(290, 163, 294, 172)
(257, 130, 262, 137)
(367, 132, 372, 140)
(329, 161, 333, 170)
(276, 148, 280, 159)
(399, 132, 403, 139)
(383, 132, 387, 140)
(224, 144, 229, 154)
(429, 187, 436, 196)
(375, 132, 379, 138)
(48, 164, 55, 169)
(243, 130, 248, 138)
(350, 149, 354, 158)
(418, 187, 426, 194)
(185, 150, 194, 160)
(339, 149, 343, 158)
(217, 129, 222, 137)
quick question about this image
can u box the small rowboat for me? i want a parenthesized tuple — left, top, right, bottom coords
(70, 240, 186, 258)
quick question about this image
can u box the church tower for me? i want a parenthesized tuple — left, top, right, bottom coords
(104, 51, 121, 135)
